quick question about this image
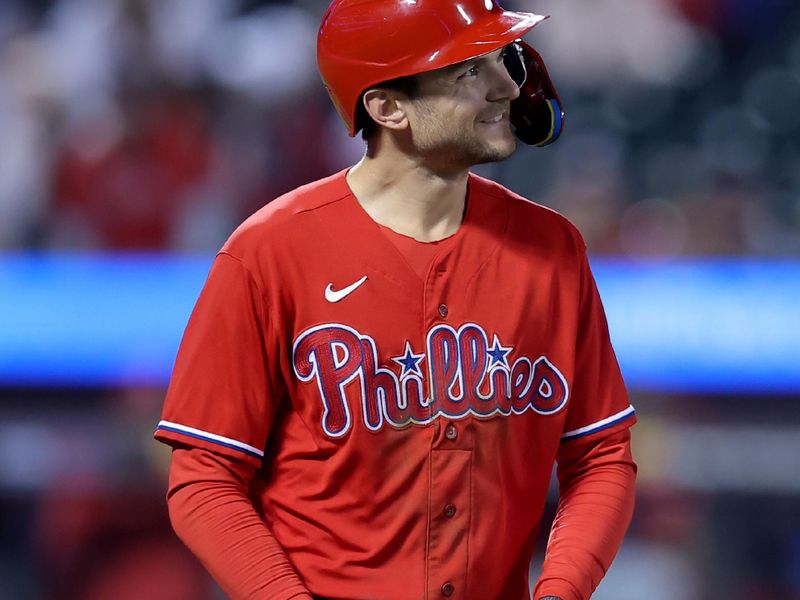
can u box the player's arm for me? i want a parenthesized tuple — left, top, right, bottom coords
(532, 428, 636, 600)
(531, 238, 637, 600)
(154, 251, 311, 599)
(168, 446, 313, 600)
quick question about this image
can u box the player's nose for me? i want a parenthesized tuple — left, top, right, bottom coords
(487, 61, 521, 103)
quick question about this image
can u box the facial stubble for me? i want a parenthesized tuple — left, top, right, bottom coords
(411, 98, 517, 170)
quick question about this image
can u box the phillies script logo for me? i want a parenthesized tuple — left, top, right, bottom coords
(292, 323, 569, 438)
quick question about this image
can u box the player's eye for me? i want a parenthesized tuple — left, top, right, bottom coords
(459, 48, 508, 79)
(459, 65, 480, 79)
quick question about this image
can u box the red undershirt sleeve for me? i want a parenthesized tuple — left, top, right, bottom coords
(532, 428, 637, 600)
(167, 446, 313, 600)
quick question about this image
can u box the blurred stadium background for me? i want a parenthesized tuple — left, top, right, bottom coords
(1, 0, 799, 598)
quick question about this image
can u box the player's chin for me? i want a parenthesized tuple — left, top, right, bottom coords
(479, 135, 517, 163)
(475, 123, 516, 156)
(470, 144, 515, 166)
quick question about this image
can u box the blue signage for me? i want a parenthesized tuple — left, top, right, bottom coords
(1, 254, 799, 392)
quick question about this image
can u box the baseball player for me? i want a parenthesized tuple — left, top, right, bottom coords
(155, 0, 637, 599)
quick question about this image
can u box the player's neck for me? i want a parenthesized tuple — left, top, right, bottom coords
(346, 150, 468, 243)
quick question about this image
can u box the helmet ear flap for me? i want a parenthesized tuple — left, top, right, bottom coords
(506, 40, 564, 146)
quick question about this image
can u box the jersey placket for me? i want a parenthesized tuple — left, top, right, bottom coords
(424, 254, 472, 600)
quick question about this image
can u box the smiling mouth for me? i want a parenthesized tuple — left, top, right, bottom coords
(479, 112, 507, 124)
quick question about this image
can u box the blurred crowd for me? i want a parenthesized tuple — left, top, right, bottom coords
(0, 0, 352, 252)
(0, 0, 798, 255)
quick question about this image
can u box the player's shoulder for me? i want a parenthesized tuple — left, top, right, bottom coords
(222, 169, 350, 256)
(468, 172, 584, 250)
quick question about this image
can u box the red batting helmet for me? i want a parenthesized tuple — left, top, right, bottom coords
(317, 0, 564, 146)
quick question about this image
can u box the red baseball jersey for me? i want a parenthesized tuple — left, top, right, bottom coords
(155, 169, 636, 600)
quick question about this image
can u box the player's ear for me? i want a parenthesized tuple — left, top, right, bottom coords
(362, 88, 409, 132)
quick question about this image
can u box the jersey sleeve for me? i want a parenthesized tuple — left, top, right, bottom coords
(560, 246, 636, 443)
(154, 251, 283, 466)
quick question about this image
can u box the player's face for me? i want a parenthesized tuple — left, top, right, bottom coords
(406, 47, 521, 169)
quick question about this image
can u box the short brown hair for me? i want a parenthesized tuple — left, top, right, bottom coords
(357, 75, 419, 141)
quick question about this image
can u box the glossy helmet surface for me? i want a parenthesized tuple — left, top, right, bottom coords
(317, 0, 564, 146)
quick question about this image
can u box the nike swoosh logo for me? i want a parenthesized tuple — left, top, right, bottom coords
(325, 275, 368, 303)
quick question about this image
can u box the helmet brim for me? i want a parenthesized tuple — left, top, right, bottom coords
(422, 12, 547, 74)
